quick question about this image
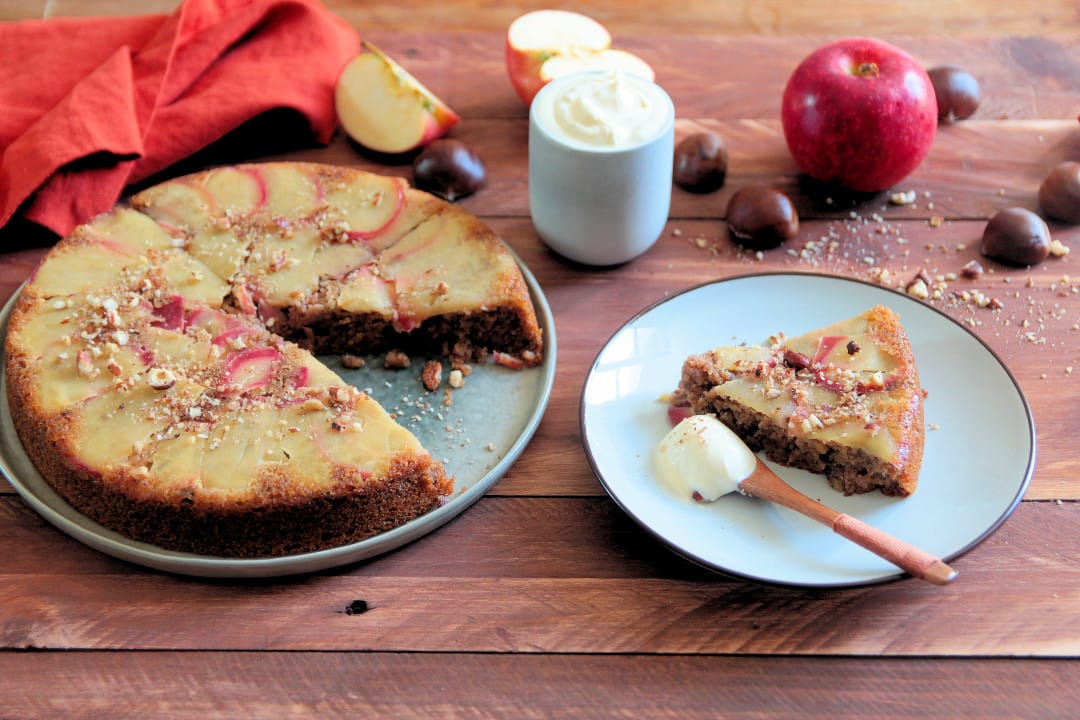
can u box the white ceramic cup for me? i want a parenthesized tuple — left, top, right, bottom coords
(528, 71, 675, 266)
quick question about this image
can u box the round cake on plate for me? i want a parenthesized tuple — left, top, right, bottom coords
(4, 162, 543, 558)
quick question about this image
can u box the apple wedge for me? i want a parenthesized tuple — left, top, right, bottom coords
(335, 41, 460, 155)
(506, 10, 654, 106)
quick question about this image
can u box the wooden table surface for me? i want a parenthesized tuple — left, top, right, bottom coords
(3, 1, 1080, 717)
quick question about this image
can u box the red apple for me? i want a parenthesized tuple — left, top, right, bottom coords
(506, 10, 654, 107)
(781, 37, 937, 193)
(335, 41, 460, 155)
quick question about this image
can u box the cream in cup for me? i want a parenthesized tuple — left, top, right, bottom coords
(528, 70, 675, 266)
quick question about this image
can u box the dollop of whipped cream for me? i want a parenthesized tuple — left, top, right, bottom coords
(655, 415, 758, 502)
(549, 70, 668, 148)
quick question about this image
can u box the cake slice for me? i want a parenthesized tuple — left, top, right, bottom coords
(671, 305, 925, 497)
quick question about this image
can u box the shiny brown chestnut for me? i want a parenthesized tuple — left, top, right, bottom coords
(674, 131, 728, 193)
(413, 139, 486, 202)
(1038, 161, 1080, 224)
(725, 184, 799, 250)
(981, 207, 1051, 266)
(927, 65, 981, 124)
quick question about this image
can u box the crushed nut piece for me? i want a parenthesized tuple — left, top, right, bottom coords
(906, 278, 930, 299)
(384, 349, 411, 369)
(889, 190, 917, 205)
(448, 369, 464, 388)
(341, 353, 366, 369)
(302, 398, 326, 412)
(960, 260, 985, 279)
(146, 367, 176, 390)
(1049, 239, 1070, 257)
(422, 360, 443, 392)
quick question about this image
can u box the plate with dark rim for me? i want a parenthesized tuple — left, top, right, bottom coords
(0, 253, 556, 578)
(581, 272, 1035, 587)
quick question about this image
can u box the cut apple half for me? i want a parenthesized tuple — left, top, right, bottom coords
(506, 10, 654, 106)
(539, 49, 656, 86)
(335, 41, 461, 155)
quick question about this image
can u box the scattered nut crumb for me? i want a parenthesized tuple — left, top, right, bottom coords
(341, 353, 366, 369)
(448, 369, 464, 388)
(384, 349, 411, 369)
(421, 360, 443, 391)
(889, 190, 917, 205)
(146, 367, 176, 390)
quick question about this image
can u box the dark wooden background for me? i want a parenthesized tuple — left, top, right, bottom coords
(1, 1, 1078, 717)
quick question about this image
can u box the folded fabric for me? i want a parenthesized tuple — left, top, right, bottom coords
(0, 0, 360, 238)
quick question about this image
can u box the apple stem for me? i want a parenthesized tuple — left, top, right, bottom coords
(855, 61, 880, 78)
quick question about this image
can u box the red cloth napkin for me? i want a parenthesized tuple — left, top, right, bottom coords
(0, 0, 360, 237)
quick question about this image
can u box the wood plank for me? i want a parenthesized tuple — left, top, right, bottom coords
(1, 497, 1076, 656)
(325, 0, 1080, 37)
(1, 651, 1077, 719)
(241, 118, 1080, 224)
(350, 33, 1080, 121)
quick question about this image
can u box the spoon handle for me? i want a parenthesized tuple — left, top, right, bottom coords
(740, 462, 958, 585)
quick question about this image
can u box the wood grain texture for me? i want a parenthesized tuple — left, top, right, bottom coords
(2, 497, 1077, 656)
(0, 651, 1076, 720)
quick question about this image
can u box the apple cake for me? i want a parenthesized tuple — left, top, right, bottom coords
(671, 305, 925, 497)
(5, 162, 543, 557)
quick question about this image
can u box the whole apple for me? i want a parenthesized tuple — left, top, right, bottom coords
(781, 37, 938, 193)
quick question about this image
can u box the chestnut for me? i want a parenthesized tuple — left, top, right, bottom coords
(725, 184, 799, 250)
(981, 207, 1050, 266)
(927, 65, 981, 124)
(1038, 161, 1080, 224)
(674, 131, 728, 193)
(413, 139, 486, 202)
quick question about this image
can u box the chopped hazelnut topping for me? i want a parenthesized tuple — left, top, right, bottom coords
(146, 368, 176, 390)
(384, 349, 411, 369)
(302, 398, 325, 412)
(341, 353, 366, 369)
(422, 361, 443, 391)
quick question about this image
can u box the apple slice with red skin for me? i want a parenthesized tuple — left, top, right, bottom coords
(335, 41, 460, 155)
(506, 10, 654, 106)
(222, 347, 282, 394)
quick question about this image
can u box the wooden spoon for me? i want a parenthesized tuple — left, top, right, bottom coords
(739, 459, 958, 585)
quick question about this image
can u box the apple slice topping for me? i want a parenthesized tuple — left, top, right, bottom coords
(344, 183, 406, 242)
(335, 41, 460, 155)
(151, 295, 187, 331)
(222, 347, 281, 394)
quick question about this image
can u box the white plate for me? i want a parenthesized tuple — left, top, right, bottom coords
(0, 255, 556, 578)
(582, 272, 1035, 587)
